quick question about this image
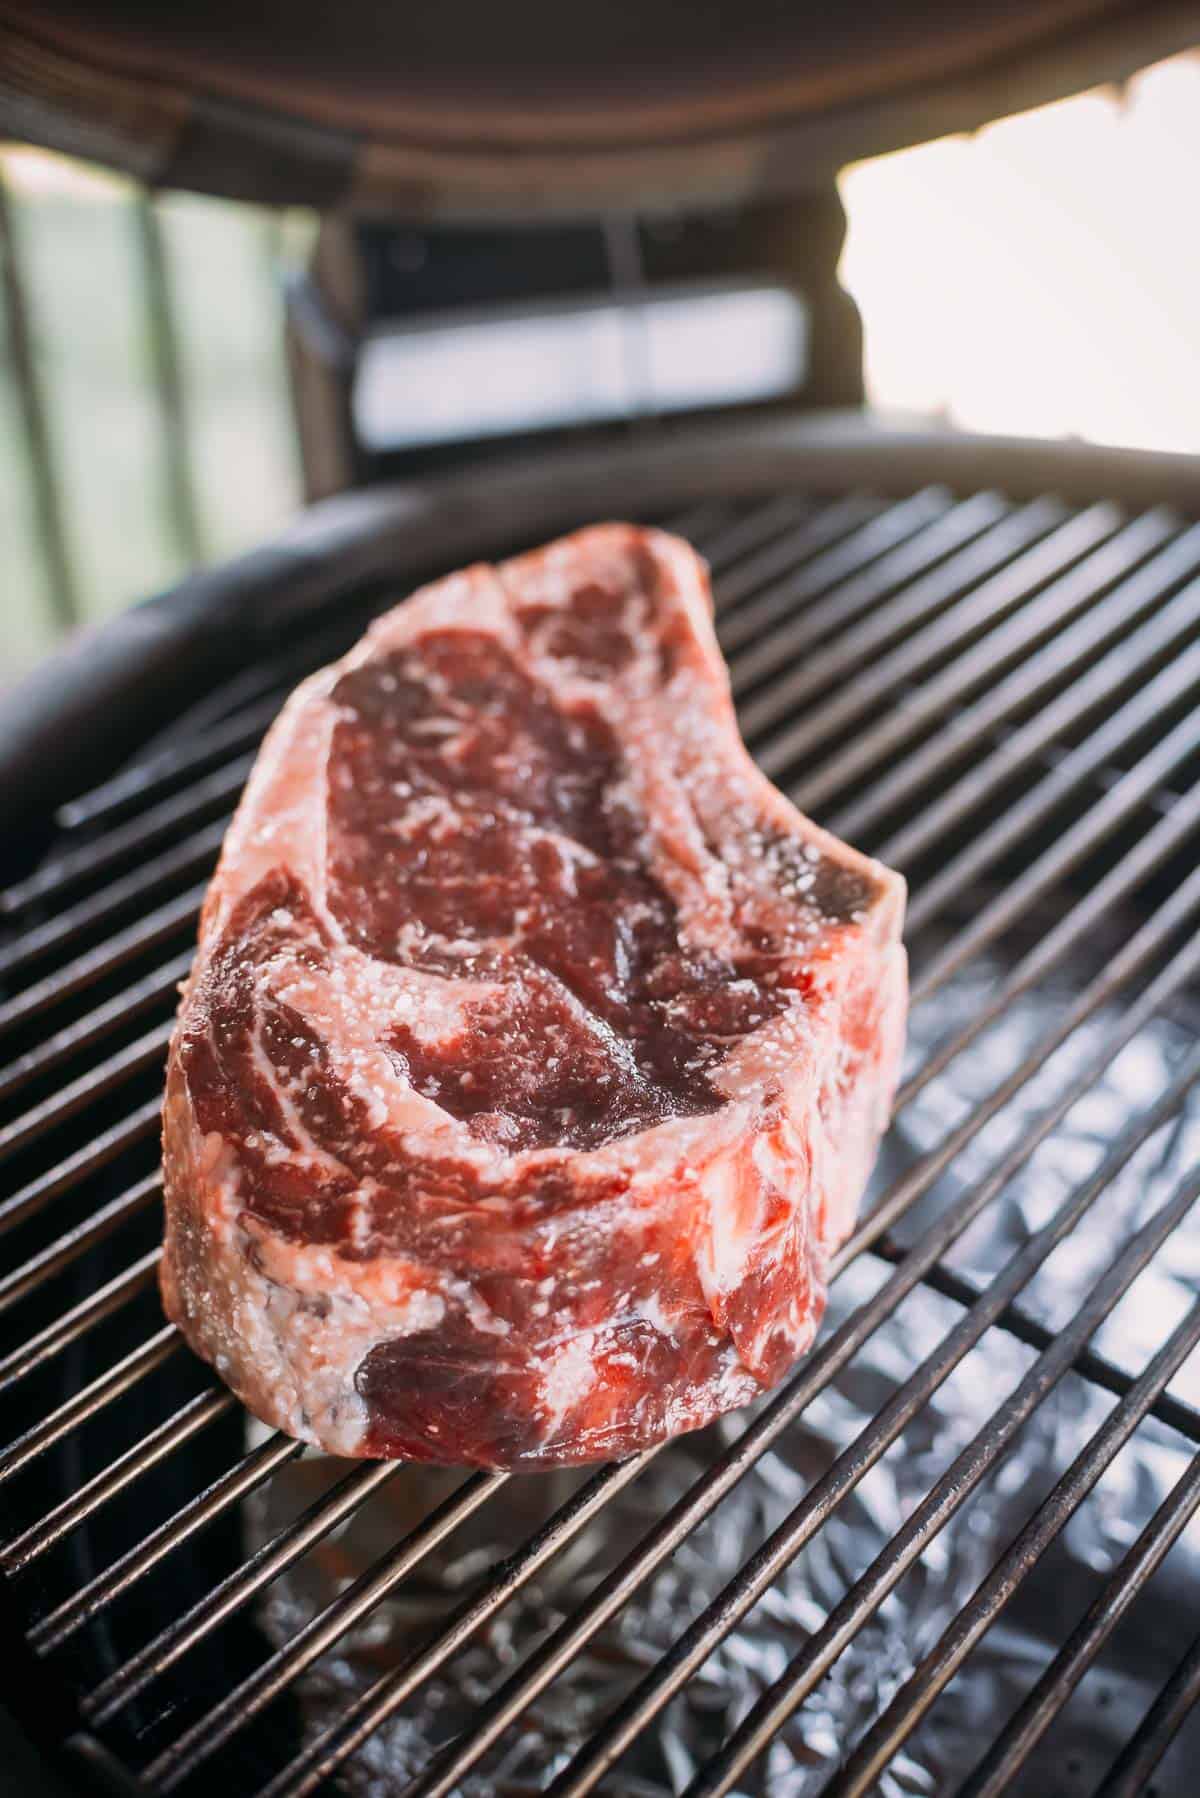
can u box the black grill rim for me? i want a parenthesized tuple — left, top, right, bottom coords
(1, 429, 1199, 1798)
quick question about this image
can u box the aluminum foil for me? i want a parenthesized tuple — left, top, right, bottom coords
(248, 901, 1200, 1795)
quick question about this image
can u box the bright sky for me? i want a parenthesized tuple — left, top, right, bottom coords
(838, 51, 1200, 453)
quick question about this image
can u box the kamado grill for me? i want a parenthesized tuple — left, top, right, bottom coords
(3, 6, 1200, 1797)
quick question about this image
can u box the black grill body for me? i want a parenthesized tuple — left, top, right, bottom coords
(1, 418, 1199, 1798)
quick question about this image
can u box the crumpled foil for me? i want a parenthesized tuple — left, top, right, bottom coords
(248, 899, 1200, 1795)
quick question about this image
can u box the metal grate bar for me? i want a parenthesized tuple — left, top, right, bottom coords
(959, 1449, 1200, 1798)
(0, 1096, 161, 1239)
(54, 693, 285, 839)
(824, 1295, 1200, 1798)
(0, 1173, 162, 1317)
(0, 886, 204, 1039)
(145, 1469, 516, 1790)
(842, 876, 1200, 1271)
(900, 647, 1200, 942)
(1096, 1628, 1200, 1798)
(897, 784, 1200, 1109)
(777, 507, 1174, 803)
(0, 951, 190, 1105)
(82, 1460, 403, 1726)
(381, 1045, 1200, 1798)
(834, 531, 1200, 845)
(737, 500, 1121, 745)
(0, 1249, 160, 1396)
(583, 1167, 1200, 1798)
(0, 1323, 180, 1488)
(128, 663, 300, 768)
(834, 514, 1200, 827)
(1, 1388, 235, 1575)
(834, 877, 1200, 1272)
(29, 1431, 305, 1654)
(872, 1242, 1200, 1444)
(0, 1019, 171, 1165)
(859, 584, 1200, 869)
(253, 1457, 656, 1798)
(718, 489, 1003, 660)
(60, 601, 393, 827)
(719, 487, 953, 658)
(725, 495, 1060, 734)
(124, 1351, 857, 1771)
(698, 495, 815, 579)
(0, 831, 218, 987)
(710, 494, 887, 613)
(0, 756, 251, 921)
(684, 1175, 1200, 1798)
(658, 499, 738, 547)
(910, 712, 1200, 992)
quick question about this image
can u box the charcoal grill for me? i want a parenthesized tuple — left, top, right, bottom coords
(6, 4, 1200, 1790)
(1, 417, 1200, 1797)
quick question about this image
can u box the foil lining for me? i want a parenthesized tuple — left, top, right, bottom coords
(248, 902, 1200, 1795)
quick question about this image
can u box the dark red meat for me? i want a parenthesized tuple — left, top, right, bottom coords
(161, 525, 906, 1467)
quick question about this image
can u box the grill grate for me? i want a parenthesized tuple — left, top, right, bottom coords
(2, 479, 1199, 1797)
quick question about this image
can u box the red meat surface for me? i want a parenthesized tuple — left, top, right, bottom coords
(160, 525, 907, 1467)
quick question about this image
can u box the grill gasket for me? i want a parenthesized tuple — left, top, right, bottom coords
(1, 460, 1199, 1796)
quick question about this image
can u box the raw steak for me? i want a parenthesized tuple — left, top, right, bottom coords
(161, 524, 907, 1468)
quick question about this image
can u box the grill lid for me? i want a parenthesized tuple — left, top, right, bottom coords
(1, 0, 1196, 215)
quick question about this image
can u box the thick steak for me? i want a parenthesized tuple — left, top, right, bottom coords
(161, 525, 907, 1467)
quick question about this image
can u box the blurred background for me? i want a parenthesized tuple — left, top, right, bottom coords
(2, 46, 1198, 680)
